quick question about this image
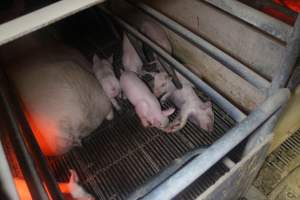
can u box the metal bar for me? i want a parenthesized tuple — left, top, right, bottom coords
(140, 89, 290, 200)
(268, 16, 300, 96)
(124, 0, 271, 90)
(0, 139, 20, 200)
(127, 148, 207, 200)
(203, 0, 292, 42)
(0, 0, 106, 46)
(0, 70, 64, 200)
(105, 10, 247, 122)
(242, 108, 283, 157)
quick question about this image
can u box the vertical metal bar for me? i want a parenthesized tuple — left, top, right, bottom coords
(268, 16, 300, 96)
(140, 89, 289, 200)
(0, 70, 64, 200)
(105, 10, 247, 122)
(124, 0, 271, 90)
(203, 0, 292, 42)
(0, 139, 20, 200)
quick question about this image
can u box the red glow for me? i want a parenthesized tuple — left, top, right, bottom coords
(274, 0, 300, 13)
(14, 178, 71, 200)
(262, 6, 296, 25)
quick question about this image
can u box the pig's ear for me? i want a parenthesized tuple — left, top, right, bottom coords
(93, 54, 101, 65)
(108, 55, 113, 64)
(200, 101, 212, 110)
(162, 107, 175, 117)
(69, 169, 79, 183)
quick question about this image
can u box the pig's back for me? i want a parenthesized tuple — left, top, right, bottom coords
(8, 60, 111, 155)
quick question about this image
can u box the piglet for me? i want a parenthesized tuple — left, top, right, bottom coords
(120, 71, 175, 129)
(122, 33, 143, 74)
(92, 54, 121, 112)
(153, 72, 214, 132)
(14, 170, 94, 200)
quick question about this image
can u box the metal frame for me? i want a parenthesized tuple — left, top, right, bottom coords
(268, 16, 300, 96)
(107, 11, 247, 122)
(0, 0, 298, 199)
(124, 0, 271, 91)
(203, 0, 292, 42)
(0, 0, 106, 46)
(0, 70, 64, 200)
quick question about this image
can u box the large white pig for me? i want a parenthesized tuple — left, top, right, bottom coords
(7, 45, 113, 156)
(120, 71, 174, 129)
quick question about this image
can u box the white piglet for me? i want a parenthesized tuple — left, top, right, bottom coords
(120, 71, 174, 129)
(122, 33, 143, 74)
(153, 72, 214, 133)
(92, 54, 121, 112)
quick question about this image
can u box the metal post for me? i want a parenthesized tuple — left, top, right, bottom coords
(268, 16, 300, 96)
(0, 70, 64, 200)
(104, 9, 247, 122)
(140, 89, 289, 200)
(124, 0, 271, 90)
(0, 139, 20, 200)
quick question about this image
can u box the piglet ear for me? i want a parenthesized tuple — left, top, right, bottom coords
(162, 107, 175, 117)
(200, 101, 212, 110)
(69, 169, 79, 183)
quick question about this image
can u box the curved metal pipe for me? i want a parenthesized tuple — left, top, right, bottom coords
(140, 89, 290, 200)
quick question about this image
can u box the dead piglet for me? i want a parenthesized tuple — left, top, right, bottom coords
(122, 33, 143, 74)
(120, 71, 174, 129)
(92, 54, 121, 112)
(153, 72, 214, 133)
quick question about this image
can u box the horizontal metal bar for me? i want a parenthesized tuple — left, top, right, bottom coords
(0, 139, 20, 200)
(141, 88, 290, 200)
(268, 16, 300, 96)
(0, 0, 105, 46)
(105, 9, 247, 122)
(0, 70, 64, 200)
(203, 0, 292, 42)
(127, 148, 207, 200)
(125, 0, 271, 90)
(242, 108, 283, 157)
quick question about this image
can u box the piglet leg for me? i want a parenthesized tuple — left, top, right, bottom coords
(164, 104, 191, 133)
(111, 98, 121, 111)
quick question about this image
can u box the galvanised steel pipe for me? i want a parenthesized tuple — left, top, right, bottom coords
(124, 0, 271, 90)
(141, 88, 290, 200)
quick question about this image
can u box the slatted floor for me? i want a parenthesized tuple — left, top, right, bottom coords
(48, 99, 235, 200)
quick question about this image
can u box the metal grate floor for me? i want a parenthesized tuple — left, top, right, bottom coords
(48, 99, 235, 200)
(254, 129, 300, 197)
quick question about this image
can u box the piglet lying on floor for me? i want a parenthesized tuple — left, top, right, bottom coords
(14, 170, 94, 200)
(120, 71, 174, 129)
(153, 71, 214, 133)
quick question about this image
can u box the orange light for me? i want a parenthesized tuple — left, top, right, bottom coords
(14, 178, 71, 200)
(274, 0, 300, 13)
